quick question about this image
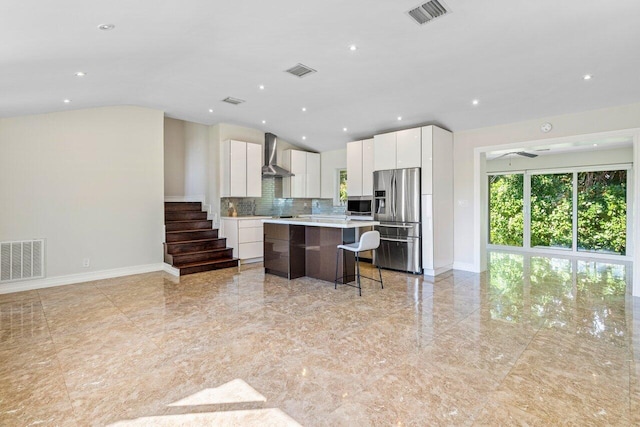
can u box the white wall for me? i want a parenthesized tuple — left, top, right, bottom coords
(320, 148, 347, 203)
(0, 106, 165, 279)
(453, 101, 640, 295)
(486, 146, 633, 173)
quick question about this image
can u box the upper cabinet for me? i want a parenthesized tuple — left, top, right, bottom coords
(421, 125, 453, 195)
(220, 139, 262, 198)
(282, 150, 321, 198)
(373, 128, 421, 171)
(346, 138, 374, 196)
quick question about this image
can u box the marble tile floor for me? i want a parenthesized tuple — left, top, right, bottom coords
(0, 252, 637, 426)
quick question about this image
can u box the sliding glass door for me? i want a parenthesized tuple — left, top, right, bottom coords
(577, 170, 627, 255)
(488, 166, 629, 257)
(489, 174, 523, 247)
(530, 173, 573, 250)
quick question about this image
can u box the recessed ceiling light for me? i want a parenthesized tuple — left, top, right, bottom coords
(63, 99, 71, 103)
(74, 71, 86, 77)
(349, 44, 357, 51)
(583, 74, 593, 80)
(97, 24, 115, 31)
(397, 116, 402, 121)
(302, 107, 307, 112)
(472, 99, 479, 106)
(593, 143, 598, 146)
(343, 127, 348, 132)
(259, 84, 265, 90)
(302, 136, 307, 140)
(208, 109, 213, 113)
(262, 120, 266, 124)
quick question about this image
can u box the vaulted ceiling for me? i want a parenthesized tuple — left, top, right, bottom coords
(2, 0, 640, 151)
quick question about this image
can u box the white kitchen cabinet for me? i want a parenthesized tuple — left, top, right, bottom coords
(282, 150, 320, 198)
(373, 132, 396, 171)
(421, 125, 453, 195)
(347, 138, 374, 196)
(374, 128, 421, 171)
(420, 125, 453, 276)
(220, 140, 262, 197)
(306, 152, 320, 198)
(220, 217, 269, 263)
(396, 128, 421, 169)
(246, 142, 262, 197)
(346, 140, 363, 195)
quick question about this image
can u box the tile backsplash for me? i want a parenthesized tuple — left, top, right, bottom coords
(221, 178, 346, 217)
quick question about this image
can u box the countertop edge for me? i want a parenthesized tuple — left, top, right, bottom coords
(262, 218, 379, 229)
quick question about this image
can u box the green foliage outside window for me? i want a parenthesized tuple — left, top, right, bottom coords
(577, 171, 626, 255)
(489, 170, 626, 255)
(339, 170, 348, 204)
(530, 173, 573, 249)
(489, 174, 524, 246)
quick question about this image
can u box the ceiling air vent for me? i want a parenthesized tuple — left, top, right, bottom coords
(407, 0, 450, 25)
(222, 97, 245, 105)
(285, 63, 317, 78)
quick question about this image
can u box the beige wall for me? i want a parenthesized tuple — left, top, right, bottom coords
(164, 118, 185, 197)
(0, 106, 165, 278)
(453, 102, 640, 288)
(164, 118, 209, 199)
(320, 148, 347, 203)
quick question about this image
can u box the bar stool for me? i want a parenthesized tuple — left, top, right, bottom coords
(334, 230, 384, 296)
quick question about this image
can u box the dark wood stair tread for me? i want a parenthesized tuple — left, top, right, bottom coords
(166, 237, 223, 245)
(173, 248, 229, 257)
(175, 258, 239, 269)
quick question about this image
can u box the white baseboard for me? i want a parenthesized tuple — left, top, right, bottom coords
(0, 263, 167, 294)
(164, 195, 205, 203)
(452, 261, 479, 272)
(163, 263, 180, 276)
(423, 265, 453, 277)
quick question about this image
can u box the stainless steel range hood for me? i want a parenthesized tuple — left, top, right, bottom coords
(262, 133, 293, 177)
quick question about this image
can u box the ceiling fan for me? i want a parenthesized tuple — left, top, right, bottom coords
(493, 151, 539, 160)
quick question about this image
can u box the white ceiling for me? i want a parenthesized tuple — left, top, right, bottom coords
(2, 0, 640, 152)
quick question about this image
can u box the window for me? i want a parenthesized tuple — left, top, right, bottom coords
(577, 170, 627, 255)
(489, 174, 524, 247)
(338, 169, 347, 205)
(488, 167, 629, 256)
(530, 173, 573, 249)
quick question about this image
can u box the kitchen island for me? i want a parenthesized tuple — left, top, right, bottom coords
(262, 218, 379, 282)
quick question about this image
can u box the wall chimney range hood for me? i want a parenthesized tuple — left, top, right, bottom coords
(262, 133, 293, 177)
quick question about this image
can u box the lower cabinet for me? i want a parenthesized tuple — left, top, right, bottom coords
(220, 217, 269, 263)
(263, 223, 306, 279)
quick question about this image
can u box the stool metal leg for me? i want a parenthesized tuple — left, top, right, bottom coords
(377, 263, 383, 289)
(355, 252, 361, 296)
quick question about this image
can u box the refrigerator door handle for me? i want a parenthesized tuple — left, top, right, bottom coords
(380, 237, 416, 243)
(377, 224, 415, 229)
(392, 172, 397, 218)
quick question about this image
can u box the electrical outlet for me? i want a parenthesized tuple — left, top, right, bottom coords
(82, 258, 90, 268)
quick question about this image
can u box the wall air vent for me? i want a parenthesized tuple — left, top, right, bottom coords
(222, 97, 245, 105)
(285, 63, 317, 78)
(0, 239, 45, 283)
(407, 0, 450, 25)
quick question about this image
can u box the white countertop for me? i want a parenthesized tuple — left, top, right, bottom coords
(263, 217, 379, 229)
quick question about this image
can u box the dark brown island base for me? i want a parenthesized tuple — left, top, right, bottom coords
(263, 218, 380, 283)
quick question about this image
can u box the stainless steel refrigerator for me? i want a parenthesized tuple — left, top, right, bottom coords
(373, 167, 422, 274)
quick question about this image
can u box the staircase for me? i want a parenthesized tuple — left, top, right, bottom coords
(164, 202, 238, 275)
